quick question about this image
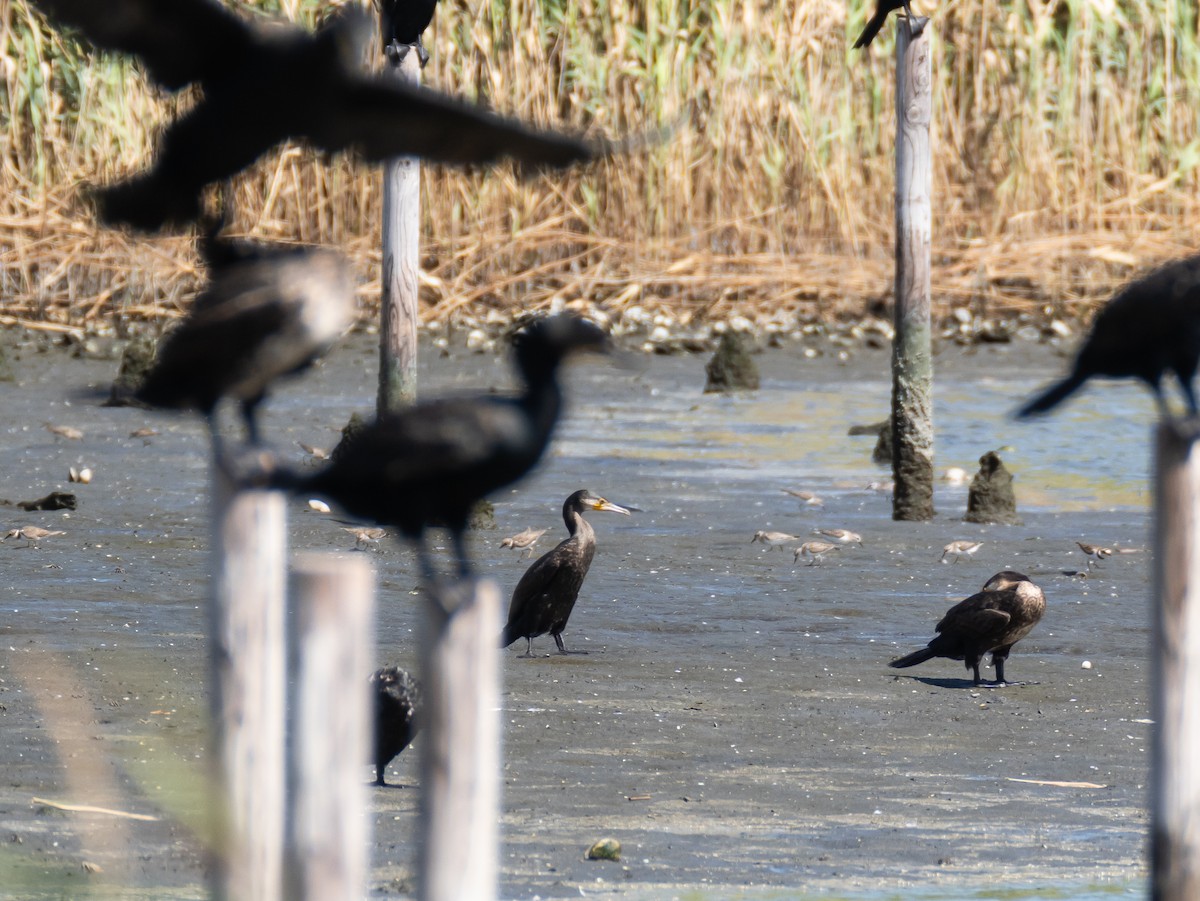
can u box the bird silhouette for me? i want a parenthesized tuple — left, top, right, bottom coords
(853, 0, 926, 50)
(33, 0, 626, 230)
(370, 666, 420, 787)
(376, 0, 439, 65)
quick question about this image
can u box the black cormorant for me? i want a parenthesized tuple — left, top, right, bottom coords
(136, 228, 352, 448)
(33, 0, 630, 230)
(281, 316, 610, 577)
(501, 489, 630, 657)
(853, 0, 927, 49)
(889, 570, 1046, 686)
(1017, 255, 1200, 420)
(370, 665, 420, 787)
(376, 0, 439, 65)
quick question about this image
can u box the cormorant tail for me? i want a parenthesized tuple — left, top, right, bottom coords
(1015, 371, 1087, 419)
(853, 13, 887, 49)
(889, 647, 937, 669)
(499, 624, 519, 649)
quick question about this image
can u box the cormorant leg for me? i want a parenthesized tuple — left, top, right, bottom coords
(554, 633, 589, 656)
(451, 530, 472, 581)
(970, 659, 983, 686)
(518, 638, 535, 659)
(1181, 376, 1200, 419)
(240, 399, 263, 447)
(993, 656, 1009, 686)
(374, 768, 387, 787)
(901, 0, 928, 38)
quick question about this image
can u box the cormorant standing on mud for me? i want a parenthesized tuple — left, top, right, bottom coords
(33, 0, 622, 229)
(1017, 255, 1200, 420)
(853, 0, 927, 50)
(280, 316, 610, 578)
(501, 490, 631, 657)
(136, 225, 353, 448)
(889, 571, 1046, 686)
(376, 0, 439, 65)
(370, 666, 420, 787)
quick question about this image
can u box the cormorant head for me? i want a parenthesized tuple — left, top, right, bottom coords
(512, 315, 609, 381)
(983, 570, 1032, 591)
(564, 489, 631, 518)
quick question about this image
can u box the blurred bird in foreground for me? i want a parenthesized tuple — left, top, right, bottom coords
(136, 226, 353, 450)
(376, 0, 439, 65)
(34, 0, 644, 230)
(275, 316, 610, 580)
(370, 666, 420, 787)
(889, 571, 1046, 686)
(500, 490, 631, 657)
(1017, 255, 1200, 420)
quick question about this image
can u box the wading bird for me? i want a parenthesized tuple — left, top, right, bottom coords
(941, 540, 982, 563)
(370, 666, 420, 786)
(279, 316, 610, 579)
(34, 0, 633, 230)
(499, 527, 549, 560)
(752, 530, 800, 551)
(794, 541, 838, 566)
(1017, 255, 1200, 420)
(889, 571, 1046, 686)
(1076, 541, 1113, 570)
(500, 490, 631, 657)
(814, 528, 863, 547)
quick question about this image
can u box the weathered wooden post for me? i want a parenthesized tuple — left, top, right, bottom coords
(419, 580, 502, 901)
(1152, 420, 1200, 900)
(287, 554, 376, 901)
(378, 46, 423, 413)
(209, 473, 287, 901)
(890, 21, 935, 521)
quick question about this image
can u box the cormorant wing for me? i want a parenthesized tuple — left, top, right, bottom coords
(31, 0, 253, 91)
(936, 593, 1012, 641)
(309, 78, 604, 170)
(506, 541, 578, 621)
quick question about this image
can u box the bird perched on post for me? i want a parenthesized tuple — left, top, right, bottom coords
(375, 0, 439, 65)
(889, 571, 1046, 686)
(136, 225, 353, 450)
(276, 316, 610, 579)
(853, 0, 927, 50)
(33, 0, 635, 230)
(500, 490, 631, 657)
(369, 665, 420, 787)
(1017, 255, 1200, 420)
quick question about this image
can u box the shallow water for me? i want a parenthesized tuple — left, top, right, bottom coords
(0, 333, 1153, 898)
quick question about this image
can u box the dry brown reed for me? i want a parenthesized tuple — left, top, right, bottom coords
(3, 0, 1200, 331)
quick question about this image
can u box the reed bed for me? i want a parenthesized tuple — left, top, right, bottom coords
(2, 0, 1199, 330)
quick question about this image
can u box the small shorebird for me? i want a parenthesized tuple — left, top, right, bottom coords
(752, 530, 800, 551)
(941, 540, 983, 563)
(795, 541, 838, 566)
(1076, 541, 1114, 569)
(781, 488, 823, 507)
(499, 527, 549, 559)
(46, 423, 83, 441)
(343, 526, 386, 550)
(2, 527, 66, 546)
(814, 528, 863, 547)
(298, 442, 330, 461)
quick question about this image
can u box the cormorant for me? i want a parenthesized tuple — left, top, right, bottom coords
(500, 490, 630, 657)
(1017, 255, 1200, 420)
(853, 0, 927, 50)
(889, 570, 1046, 686)
(280, 315, 610, 577)
(33, 0, 631, 230)
(370, 665, 420, 786)
(135, 229, 353, 448)
(376, 0, 439, 65)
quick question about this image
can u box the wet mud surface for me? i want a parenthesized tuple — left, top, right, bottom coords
(0, 332, 1151, 898)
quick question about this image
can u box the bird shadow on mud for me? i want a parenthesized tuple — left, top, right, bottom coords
(891, 675, 1008, 690)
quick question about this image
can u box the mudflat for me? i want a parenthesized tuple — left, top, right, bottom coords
(0, 332, 1149, 899)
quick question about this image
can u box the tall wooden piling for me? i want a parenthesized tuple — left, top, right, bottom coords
(419, 580, 502, 901)
(378, 47, 423, 414)
(286, 554, 376, 901)
(1152, 421, 1200, 900)
(890, 21, 935, 521)
(209, 474, 287, 901)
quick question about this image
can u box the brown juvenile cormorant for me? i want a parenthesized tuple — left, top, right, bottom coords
(33, 0, 631, 230)
(136, 228, 352, 448)
(376, 0, 439, 65)
(1017, 255, 1200, 420)
(853, 0, 927, 50)
(889, 570, 1046, 686)
(280, 316, 610, 578)
(500, 490, 631, 657)
(370, 665, 420, 787)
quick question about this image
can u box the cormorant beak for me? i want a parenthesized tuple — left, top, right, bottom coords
(592, 498, 632, 515)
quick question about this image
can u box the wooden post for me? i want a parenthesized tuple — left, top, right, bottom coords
(379, 47, 423, 414)
(1152, 421, 1200, 900)
(286, 554, 376, 901)
(890, 21, 935, 521)
(419, 580, 502, 901)
(209, 473, 287, 901)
